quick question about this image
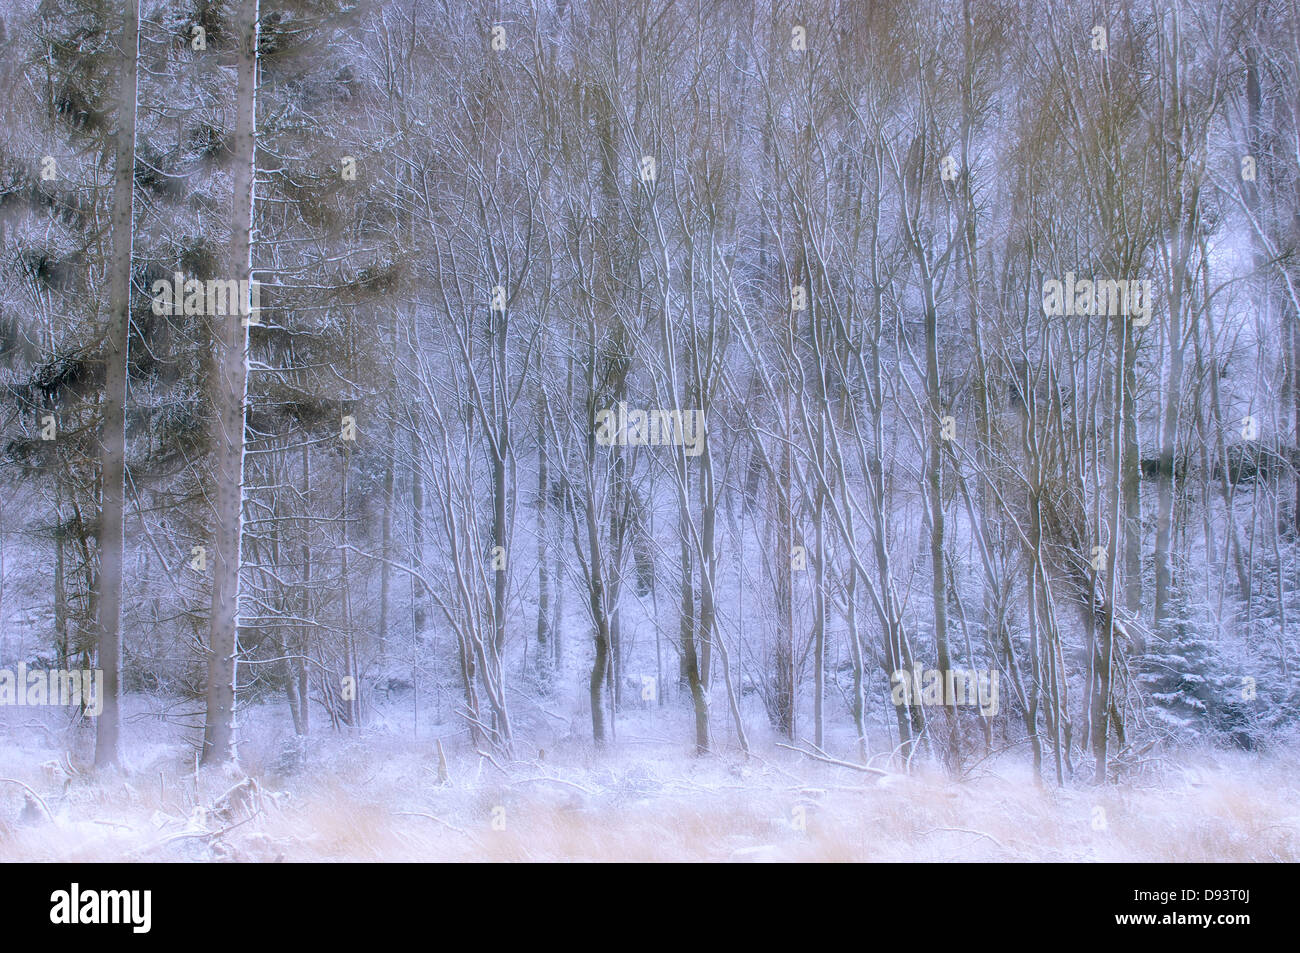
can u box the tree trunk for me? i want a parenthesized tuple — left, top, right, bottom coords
(535, 397, 552, 688)
(94, 0, 140, 769)
(202, 0, 258, 766)
(378, 444, 393, 658)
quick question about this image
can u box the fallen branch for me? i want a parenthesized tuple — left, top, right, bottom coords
(126, 810, 261, 859)
(915, 826, 1009, 851)
(394, 811, 483, 847)
(774, 744, 889, 777)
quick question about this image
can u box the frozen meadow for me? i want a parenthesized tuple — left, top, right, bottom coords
(2, 696, 1297, 863)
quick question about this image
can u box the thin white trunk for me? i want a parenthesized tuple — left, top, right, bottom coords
(202, 0, 258, 765)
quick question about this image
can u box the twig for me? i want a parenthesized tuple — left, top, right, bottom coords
(774, 744, 889, 777)
(915, 827, 1008, 850)
(394, 811, 483, 846)
(475, 748, 509, 777)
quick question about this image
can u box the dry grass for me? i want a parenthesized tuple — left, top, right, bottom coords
(2, 726, 1297, 861)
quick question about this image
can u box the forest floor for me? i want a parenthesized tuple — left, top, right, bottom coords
(1, 697, 1297, 862)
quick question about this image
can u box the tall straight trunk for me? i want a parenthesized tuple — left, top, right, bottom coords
(202, 0, 258, 765)
(296, 440, 311, 735)
(1154, 29, 1193, 634)
(959, 0, 999, 660)
(812, 476, 826, 749)
(1153, 278, 1186, 630)
(698, 424, 717, 702)
(773, 434, 795, 739)
(582, 470, 611, 746)
(921, 262, 958, 771)
(672, 419, 709, 752)
(593, 82, 625, 713)
(340, 446, 358, 726)
(553, 328, 577, 679)
(1023, 400, 1057, 784)
(535, 397, 552, 687)
(410, 425, 426, 633)
(677, 488, 695, 692)
(678, 507, 709, 753)
(54, 524, 67, 667)
(1289, 289, 1300, 535)
(1026, 477, 1044, 782)
(1291, 303, 1300, 535)
(607, 372, 626, 709)
(267, 449, 301, 734)
(844, 558, 867, 761)
(1095, 317, 1128, 783)
(94, 0, 140, 769)
(552, 535, 564, 674)
(280, 488, 302, 737)
(490, 305, 509, 682)
(376, 308, 400, 661)
(811, 294, 827, 749)
(378, 445, 393, 657)
(1121, 336, 1142, 619)
(1247, 46, 1300, 534)
(828, 385, 870, 760)
(696, 395, 742, 750)
(867, 293, 919, 762)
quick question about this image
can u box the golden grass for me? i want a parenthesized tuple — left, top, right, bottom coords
(2, 739, 1296, 862)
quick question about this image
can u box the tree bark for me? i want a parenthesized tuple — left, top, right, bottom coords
(94, 0, 140, 769)
(202, 0, 259, 765)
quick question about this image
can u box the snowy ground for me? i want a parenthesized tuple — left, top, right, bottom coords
(1, 696, 1297, 862)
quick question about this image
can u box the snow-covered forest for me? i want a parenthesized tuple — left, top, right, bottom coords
(1, 0, 1299, 863)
